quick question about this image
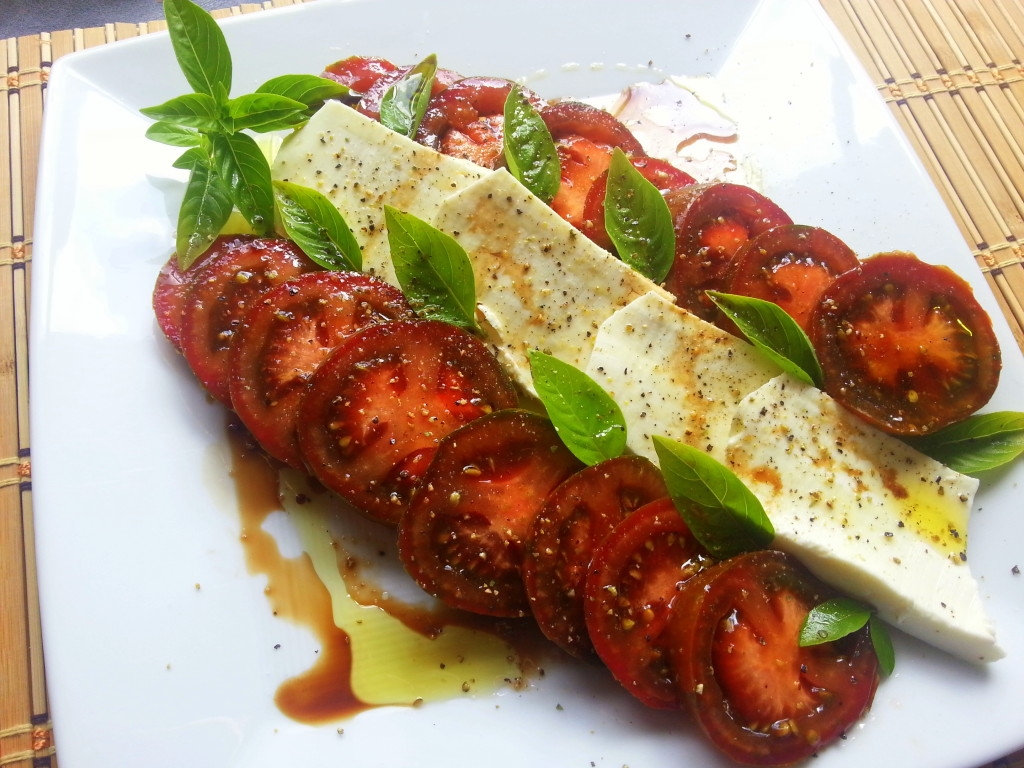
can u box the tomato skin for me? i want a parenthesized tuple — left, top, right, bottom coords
(728, 224, 859, 332)
(810, 251, 1001, 435)
(296, 319, 518, 525)
(522, 455, 668, 658)
(583, 497, 712, 709)
(321, 55, 398, 95)
(229, 271, 416, 469)
(178, 236, 319, 405)
(397, 409, 584, 618)
(668, 550, 880, 766)
(663, 183, 792, 322)
(152, 254, 190, 351)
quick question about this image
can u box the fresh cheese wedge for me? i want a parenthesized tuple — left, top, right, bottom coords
(585, 291, 780, 462)
(726, 373, 1001, 663)
(433, 169, 668, 393)
(272, 100, 490, 285)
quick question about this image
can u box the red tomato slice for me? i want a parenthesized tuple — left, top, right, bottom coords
(810, 251, 1001, 435)
(296, 319, 518, 525)
(321, 55, 398, 95)
(580, 157, 696, 250)
(152, 254, 190, 351)
(178, 236, 319, 405)
(522, 455, 667, 658)
(663, 183, 792, 322)
(229, 271, 416, 469)
(668, 550, 880, 766)
(728, 224, 859, 332)
(542, 101, 647, 230)
(583, 497, 712, 709)
(397, 409, 584, 618)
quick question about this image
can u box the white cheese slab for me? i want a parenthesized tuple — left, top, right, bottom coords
(585, 291, 780, 462)
(726, 374, 1001, 663)
(272, 101, 489, 285)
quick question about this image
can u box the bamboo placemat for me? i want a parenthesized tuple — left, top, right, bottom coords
(1, 2, 1022, 767)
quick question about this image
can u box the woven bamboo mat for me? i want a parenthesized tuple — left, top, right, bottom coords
(1, 1, 1022, 767)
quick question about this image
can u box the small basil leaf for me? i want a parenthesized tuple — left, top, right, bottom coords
(799, 598, 871, 646)
(145, 121, 202, 147)
(255, 74, 350, 111)
(906, 411, 1024, 474)
(140, 92, 223, 131)
(385, 206, 479, 330)
(211, 132, 274, 236)
(273, 180, 361, 272)
(604, 148, 676, 283)
(503, 87, 560, 204)
(707, 291, 824, 388)
(172, 145, 209, 171)
(225, 93, 308, 133)
(176, 157, 234, 269)
(869, 617, 896, 676)
(379, 54, 437, 138)
(528, 350, 627, 465)
(163, 0, 232, 101)
(652, 436, 774, 559)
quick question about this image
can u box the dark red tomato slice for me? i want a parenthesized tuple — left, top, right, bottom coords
(668, 550, 880, 766)
(663, 183, 792, 322)
(357, 65, 463, 123)
(522, 455, 667, 659)
(297, 319, 518, 525)
(229, 271, 416, 469)
(810, 251, 1001, 435)
(542, 101, 647, 230)
(580, 157, 696, 250)
(321, 55, 398, 95)
(397, 409, 584, 618)
(179, 236, 319, 405)
(583, 497, 712, 709)
(728, 224, 859, 332)
(153, 254, 190, 350)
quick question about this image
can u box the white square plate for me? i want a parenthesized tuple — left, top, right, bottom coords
(30, 0, 1024, 766)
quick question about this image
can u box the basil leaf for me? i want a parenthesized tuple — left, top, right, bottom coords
(799, 598, 871, 646)
(273, 180, 361, 272)
(163, 0, 232, 101)
(385, 206, 479, 330)
(145, 121, 202, 147)
(870, 617, 896, 676)
(707, 291, 823, 388)
(528, 350, 627, 465)
(379, 54, 437, 138)
(211, 132, 274, 235)
(225, 93, 308, 133)
(176, 157, 234, 269)
(604, 147, 676, 283)
(172, 145, 210, 171)
(652, 436, 774, 559)
(140, 92, 223, 131)
(906, 411, 1024, 474)
(256, 74, 350, 111)
(503, 87, 560, 204)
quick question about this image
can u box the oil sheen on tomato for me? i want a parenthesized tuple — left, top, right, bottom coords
(226, 420, 541, 724)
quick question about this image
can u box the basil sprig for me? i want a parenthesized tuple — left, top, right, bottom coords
(652, 436, 774, 559)
(379, 54, 437, 138)
(528, 350, 627, 465)
(906, 411, 1024, 475)
(141, 0, 347, 268)
(800, 598, 896, 676)
(503, 87, 560, 204)
(385, 206, 479, 331)
(604, 148, 676, 283)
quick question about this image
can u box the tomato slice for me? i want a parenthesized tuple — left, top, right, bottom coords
(178, 236, 319, 405)
(296, 319, 518, 525)
(580, 156, 696, 250)
(152, 254, 190, 351)
(810, 251, 1001, 435)
(663, 183, 792, 322)
(668, 550, 880, 766)
(229, 271, 416, 469)
(583, 497, 712, 709)
(397, 409, 584, 618)
(522, 455, 667, 658)
(728, 224, 859, 332)
(321, 55, 398, 95)
(542, 101, 647, 230)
